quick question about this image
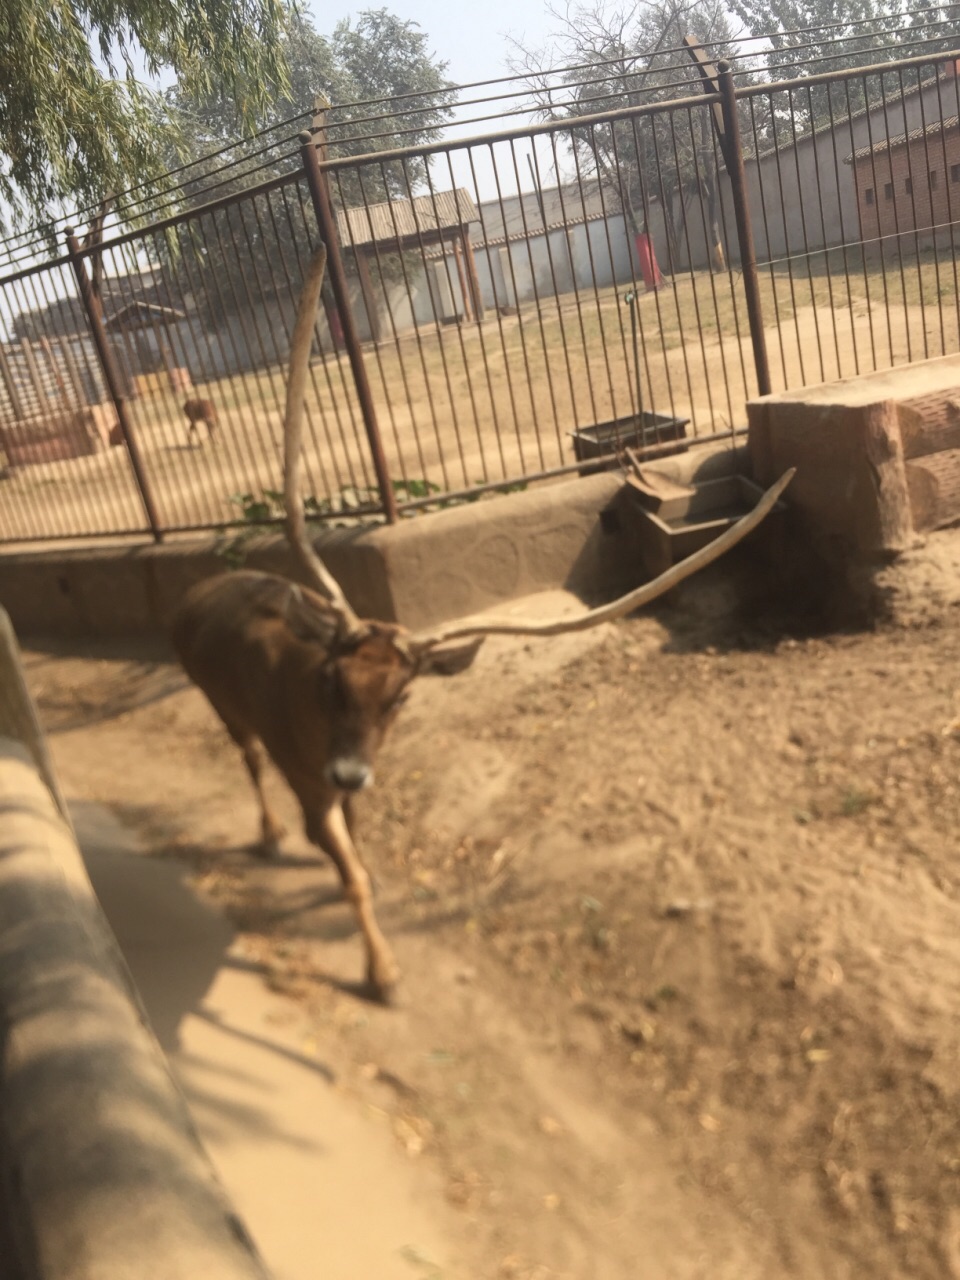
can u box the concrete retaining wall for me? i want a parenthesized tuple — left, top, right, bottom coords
(0, 611, 272, 1280)
(0, 471, 648, 638)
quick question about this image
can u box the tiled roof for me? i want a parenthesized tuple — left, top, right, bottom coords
(844, 113, 960, 161)
(335, 188, 478, 247)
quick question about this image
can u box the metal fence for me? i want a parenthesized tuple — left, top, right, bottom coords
(2, 46, 960, 545)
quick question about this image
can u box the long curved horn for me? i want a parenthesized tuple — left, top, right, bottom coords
(284, 244, 365, 639)
(414, 468, 795, 646)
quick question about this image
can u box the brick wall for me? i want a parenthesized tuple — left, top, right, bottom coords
(854, 123, 960, 244)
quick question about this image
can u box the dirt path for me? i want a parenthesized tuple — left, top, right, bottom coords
(75, 800, 462, 1280)
(22, 562, 960, 1280)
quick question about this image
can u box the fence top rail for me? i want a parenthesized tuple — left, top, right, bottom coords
(0, 250, 73, 289)
(1, 40, 959, 285)
(47, 166, 306, 268)
(315, 87, 724, 174)
(727, 42, 960, 99)
(313, 44, 960, 174)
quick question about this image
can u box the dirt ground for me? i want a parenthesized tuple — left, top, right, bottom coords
(20, 540, 960, 1280)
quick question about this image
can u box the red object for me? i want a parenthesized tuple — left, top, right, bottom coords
(634, 233, 665, 291)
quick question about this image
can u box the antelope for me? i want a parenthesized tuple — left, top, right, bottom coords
(183, 398, 218, 446)
(170, 244, 793, 1002)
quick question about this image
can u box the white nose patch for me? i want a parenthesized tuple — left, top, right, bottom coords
(326, 759, 373, 792)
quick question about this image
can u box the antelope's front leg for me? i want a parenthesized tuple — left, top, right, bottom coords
(239, 738, 286, 857)
(307, 800, 400, 1001)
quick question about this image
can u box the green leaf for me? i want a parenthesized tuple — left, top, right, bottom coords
(0, 0, 292, 226)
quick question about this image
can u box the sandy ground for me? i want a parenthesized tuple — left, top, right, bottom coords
(76, 802, 458, 1280)
(20, 541, 960, 1280)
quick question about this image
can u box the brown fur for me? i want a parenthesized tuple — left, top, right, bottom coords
(170, 571, 479, 999)
(171, 573, 417, 819)
(182, 398, 218, 445)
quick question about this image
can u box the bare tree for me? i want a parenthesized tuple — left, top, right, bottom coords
(730, 0, 960, 133)
(510, 0, 745, 271)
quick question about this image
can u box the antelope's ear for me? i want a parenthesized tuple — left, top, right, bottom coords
(415, 635, 485, 677)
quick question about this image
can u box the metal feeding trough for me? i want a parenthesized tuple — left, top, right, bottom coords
(570, 287, 689, 475)
(626, 472, 788, 579)
(570, 411, 689, 475)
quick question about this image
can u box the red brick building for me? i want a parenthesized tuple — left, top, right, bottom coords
(848, 113, 960, 245)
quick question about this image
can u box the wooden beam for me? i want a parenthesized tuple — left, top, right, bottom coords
(20, 340, 49, 412)
(56, 335, 91, 410)
(461, 229, 485, 321)
(38, 336, 71, 410)
(452, 234, 472, 321)
(81, 196, 114, 322)
(682, 36, 728, 168)
(309, 99, 345, 351)
(682, 36, 728, 272)
(353, 248, 382, 344)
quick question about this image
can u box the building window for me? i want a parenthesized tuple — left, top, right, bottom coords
(885, 182, 894, 200)
(865, 187, 875, 205)
(952, 164, 960, 183)
(931, 169, 939, 189)
(905, 176, 913, 195)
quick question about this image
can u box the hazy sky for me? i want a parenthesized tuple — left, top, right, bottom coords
(304, 0, 556, 89)
(302, 0, 568, 202)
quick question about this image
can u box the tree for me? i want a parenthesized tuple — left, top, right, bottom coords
(728, 0, 959, 134)
(0, 0, 290, 227)
(173, 9, 454, 204)
(166, 8, 455, 320)
(511, 0, 746, 271)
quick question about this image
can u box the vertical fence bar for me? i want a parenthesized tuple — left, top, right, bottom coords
(717, 63, 772, 398)
(298, 132, 398, 524)
(64, 229, 163, 541)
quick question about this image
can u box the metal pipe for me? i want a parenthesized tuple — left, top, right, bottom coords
(29, 170, 304, 273)
(396, 432, 744, 511)
(317, 90, 724, 174)
(717, 63, 772, 398)
(64, 230, 164, 541)
(732, 42, 960, 99)
(298, 132, 398, 524)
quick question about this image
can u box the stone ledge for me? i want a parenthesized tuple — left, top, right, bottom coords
(0, 736, 271, 1280)
(0, 471, 642, 637)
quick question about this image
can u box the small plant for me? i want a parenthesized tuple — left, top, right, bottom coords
(216, 483, 383, 569)
(303, 494, 335, 518)
(213, 489, 285, 568)
(392, 477, 441, 500)
(652, 984, 679, 1004)
(396, 477, 529, 515)
(215, 531, 254, 571)
(840, 787, 874, 818)
(215, 475, 534, 567)
(231, 488, 285, 522)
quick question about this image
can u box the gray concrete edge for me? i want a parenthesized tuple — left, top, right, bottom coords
(0, 736, 272, 1280)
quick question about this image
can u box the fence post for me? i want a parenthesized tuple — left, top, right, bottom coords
(64, 230, 164, 542)
(298, 132, 398, 524)
(716, 62, 772, 398)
